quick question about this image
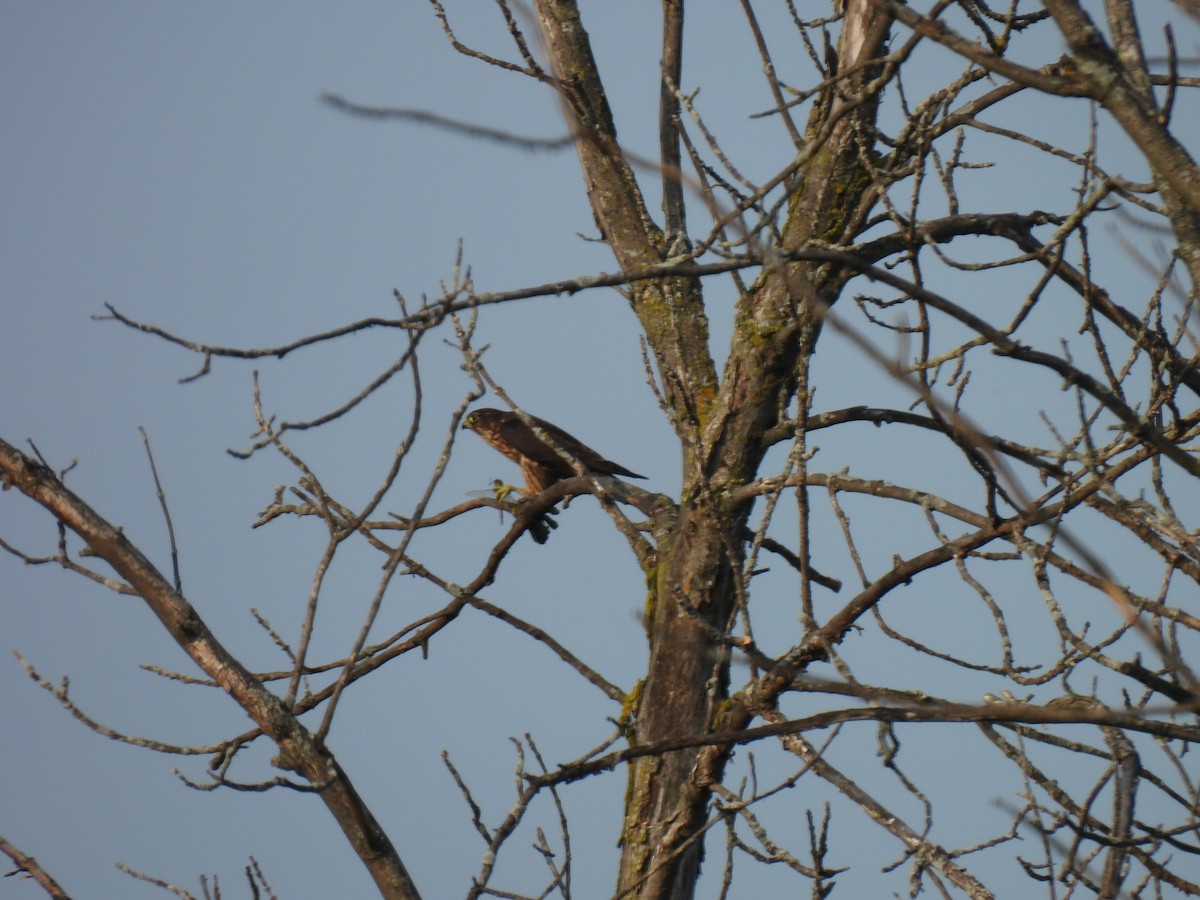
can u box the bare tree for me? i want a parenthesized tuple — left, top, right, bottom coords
(4, 1, 1200, 898)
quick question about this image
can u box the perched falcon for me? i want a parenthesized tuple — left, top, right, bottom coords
(463, 408, 645, 542)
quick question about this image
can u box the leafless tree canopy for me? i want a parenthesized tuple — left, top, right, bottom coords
(4, 1, 1200, 898)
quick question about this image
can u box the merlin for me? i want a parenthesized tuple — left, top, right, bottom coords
(463, 407, 645, 541)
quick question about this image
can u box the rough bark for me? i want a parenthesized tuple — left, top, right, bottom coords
(538, 1, 895, 895)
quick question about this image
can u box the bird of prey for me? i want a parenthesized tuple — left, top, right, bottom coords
(463, 408, 645, 542)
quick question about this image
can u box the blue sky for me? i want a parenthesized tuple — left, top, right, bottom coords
(3, 3, 1199, 898)
(1, 5, 685, 896)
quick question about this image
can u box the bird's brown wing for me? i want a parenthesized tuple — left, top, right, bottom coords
(506, 415, 645, 480)
(469, 410, 645, 485)
(494, 415, 574, 475)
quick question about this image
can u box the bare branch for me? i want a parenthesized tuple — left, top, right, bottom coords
(0, 836, 71, 900)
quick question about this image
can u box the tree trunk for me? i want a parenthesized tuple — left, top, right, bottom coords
(610, 2, 894, 896)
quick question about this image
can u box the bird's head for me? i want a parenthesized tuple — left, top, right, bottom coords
(463, 408, 503, 435)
